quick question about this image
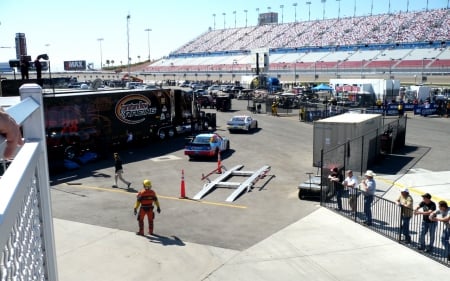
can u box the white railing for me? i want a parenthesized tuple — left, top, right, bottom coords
(0, 84, 58, 281)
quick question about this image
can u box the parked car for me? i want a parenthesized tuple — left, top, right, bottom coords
(184, 133, 230, 159)
(227, 115, 258, 133)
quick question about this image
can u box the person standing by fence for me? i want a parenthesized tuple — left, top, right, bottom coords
(429, 201, 450, 261)
(360, 170, 376, 226)
(329, 167, 344, 211)
(397, 188, 413, 244)
(414, 193, 437, 253)
(343, 170, 358, 212)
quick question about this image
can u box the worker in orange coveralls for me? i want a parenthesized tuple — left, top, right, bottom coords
(134, 179, 161, 236)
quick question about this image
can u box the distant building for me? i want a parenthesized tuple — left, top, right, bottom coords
(258, 12, 278, 26)
(15, 33, 27, 59)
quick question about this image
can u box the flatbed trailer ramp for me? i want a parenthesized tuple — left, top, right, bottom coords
(193, 165, 271, 202)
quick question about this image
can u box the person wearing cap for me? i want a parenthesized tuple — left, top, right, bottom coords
(414, 193, 437, 252)
(113, 152, 131, 189)
(134, 179, 161, 236)
(396, 188, 413, 244)
(343, 170, 359, 211)
(360, 170, 376, 226)
(429, 201, 450, 261)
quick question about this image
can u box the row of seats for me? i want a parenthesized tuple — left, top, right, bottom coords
(173, 9, 449, 55)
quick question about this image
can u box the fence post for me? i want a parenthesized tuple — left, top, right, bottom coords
(360, 135, 365, 174)
(19, 83, 58, 281)
(320, 149, 324, 206)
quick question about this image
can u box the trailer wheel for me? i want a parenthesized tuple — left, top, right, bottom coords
(298, 189, 306, 200)
(64, 146, 76, 160)
(167, 128, 176, 138)
(158, 130, 166, 140)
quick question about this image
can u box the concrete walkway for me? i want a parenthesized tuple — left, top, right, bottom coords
(55, 207, 450, 281)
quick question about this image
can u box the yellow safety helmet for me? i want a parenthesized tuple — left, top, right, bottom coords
(143, 179, 152, 188)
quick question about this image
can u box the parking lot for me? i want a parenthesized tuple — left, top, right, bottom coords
(50, 99, 319, 251)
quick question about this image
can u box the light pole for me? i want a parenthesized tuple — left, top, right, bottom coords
(353, 0, 357, 17)
(406, 0, 409, 12)
(426, 0, 429, 11)
(233, 11, 236, 28)
(97, 38, 104, 71)
(222, 12, 226, 29)
(306, 2, 312, 21)
(244, 10, 248, 27)
(321, 0, 327, 20)
(360, 59, 365, 78)
(336, 0, 341, 20)
(256, 8, 259, 25)
(213, 13, 216, 30)
(144, 28, 152, 62)
(293, 3, 298, 22)
(371, 0, 374, 15)
(314, 61, 318, 81)
(280, 5, 284, 23)
(126, 14, 131, 77)
(388, 0, 391, 14)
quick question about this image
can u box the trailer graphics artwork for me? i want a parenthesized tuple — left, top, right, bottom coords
(115, 94, 157, 124)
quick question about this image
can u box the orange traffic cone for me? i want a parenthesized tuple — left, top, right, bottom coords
(217, 150, 222, 174)
(180, 169, 187, 199)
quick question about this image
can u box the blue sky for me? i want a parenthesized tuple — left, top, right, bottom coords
(0, 0, 447, 71)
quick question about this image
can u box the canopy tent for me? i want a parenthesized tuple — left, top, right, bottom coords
(312, 83, 333, 91)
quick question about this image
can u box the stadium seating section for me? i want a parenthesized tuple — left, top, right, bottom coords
(146, 9, 450, 73)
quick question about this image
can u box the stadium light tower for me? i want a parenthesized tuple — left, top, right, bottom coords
(306, 2, 312, 21)
(321, 0, 327, 20)
(256, 8, 260, 25)
(371, 0, 374, 15)
(353, 0, 356, 17)
(126, 13, 131, 77)
(233, 11, 236, 28)
(97, 38, 104, 71)
(213, 13, 216, 30)
(244, 10, 248, 27)
(426, 0, 429, 11)
(406, 0, 409, 12)
(293, 3, 298, 22)
(222, 12, 226, 29)
(388, 0, 391, 14)
(280, 5, 284, 23)
(336, 0, 341, 20)
(144, 28, 152, 62)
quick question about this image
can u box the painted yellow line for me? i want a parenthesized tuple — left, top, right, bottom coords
(62, 183, 247, 209)
(376, 176, 450, 204)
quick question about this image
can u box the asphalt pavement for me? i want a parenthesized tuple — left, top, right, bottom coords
(52, 103, 450, 280)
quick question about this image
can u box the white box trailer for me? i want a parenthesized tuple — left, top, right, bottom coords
(313, 113, 382, 171)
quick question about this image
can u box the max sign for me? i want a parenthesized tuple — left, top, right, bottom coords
(63, 60, 87, 71)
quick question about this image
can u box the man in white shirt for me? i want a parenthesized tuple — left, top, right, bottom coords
(343, 170, 359, 212)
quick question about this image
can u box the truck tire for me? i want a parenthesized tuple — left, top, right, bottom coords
(64, 146, 76, 160)
(167, 128, 176, 138)
(158, 130, 166, 140)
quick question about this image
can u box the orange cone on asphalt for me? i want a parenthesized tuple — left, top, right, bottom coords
(217, 150, 222, 174)
(180, 169, 187, 199)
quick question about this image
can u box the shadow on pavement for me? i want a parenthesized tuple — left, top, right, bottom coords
(370, 145, 431, 175)
(146, 234, 186, 246)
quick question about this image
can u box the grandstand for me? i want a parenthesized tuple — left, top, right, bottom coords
(146, 9, 450, 84)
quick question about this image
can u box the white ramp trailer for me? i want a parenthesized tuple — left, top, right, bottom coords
(329, 78, 401, 102)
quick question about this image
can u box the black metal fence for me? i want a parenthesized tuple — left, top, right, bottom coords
(321, 188, 450, 266)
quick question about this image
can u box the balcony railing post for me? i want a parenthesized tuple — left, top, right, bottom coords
(19, 83, 58, 281)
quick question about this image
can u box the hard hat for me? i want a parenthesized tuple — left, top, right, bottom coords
(143, 179, 152, 188)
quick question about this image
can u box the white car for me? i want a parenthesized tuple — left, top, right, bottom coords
(227, 115, 258, 133)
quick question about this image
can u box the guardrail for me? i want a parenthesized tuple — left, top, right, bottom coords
(0, 84, 58, 280)
(321, 183, 450, 266)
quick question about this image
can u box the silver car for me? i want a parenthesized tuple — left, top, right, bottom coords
(227, 115, 258, 133)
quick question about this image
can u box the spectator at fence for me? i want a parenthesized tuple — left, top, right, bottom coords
(414, 193, 437, 253)
(429, 201, 450, 261)
(343, 170, 359, 211)
(329, 167, 344, 211)
(360, 170, 376, 226)
(0, 108, 24, 159)
(397, 188, 413, 244)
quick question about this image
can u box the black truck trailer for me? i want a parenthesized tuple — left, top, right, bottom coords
(43, 87, 206, 171)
